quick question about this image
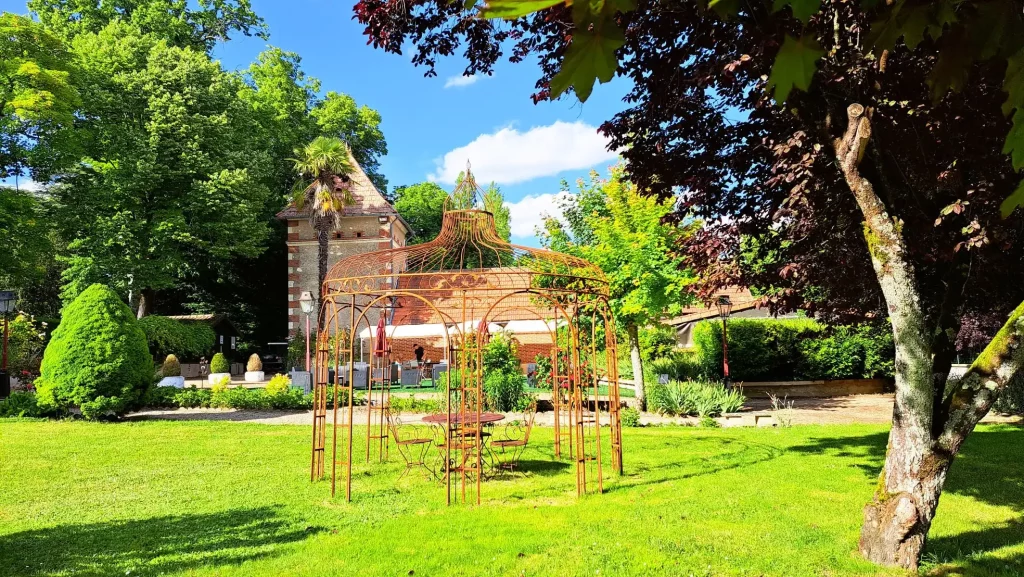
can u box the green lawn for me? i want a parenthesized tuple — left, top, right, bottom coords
(0, 419, 1021, 576)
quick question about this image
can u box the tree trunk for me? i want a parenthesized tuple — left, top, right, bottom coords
(858, 415, 952, 568)
(136, 288, 155, 319)
(316, 225, 329, 321)
(834, 103, 1024, 569)
(627, 323, 645, 410)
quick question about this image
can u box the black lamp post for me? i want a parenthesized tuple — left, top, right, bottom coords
(716, 294, 733, 389)
(0, 290, 16, 398)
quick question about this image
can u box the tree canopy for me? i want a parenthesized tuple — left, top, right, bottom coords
(393, 182, 449, 243)
(356, 0, 1024, 568)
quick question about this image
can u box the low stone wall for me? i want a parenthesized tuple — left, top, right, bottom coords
(738, 378, 890, 398)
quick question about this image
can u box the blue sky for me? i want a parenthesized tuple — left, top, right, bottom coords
(2, 0, 632, 245)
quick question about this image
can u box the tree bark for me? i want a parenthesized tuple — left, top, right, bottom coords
(834, 103, 1024, 569)
(136, 288, 155, 319)
(627, 323, 646, 410)
(316, 224, 329, 321)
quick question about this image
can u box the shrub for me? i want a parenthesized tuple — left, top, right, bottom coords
(247, 353, 262, 372)
(647, 378, 746, 418)
(639, 323, 678, 361)
(0, 391, 43, 418)
(286, 333, 306, 370)
(35, 284, 153, 418)
(210, 374, 231, 395)
(481, 331, 527, 411)
(161, 354, 181, 377)
(621, 407, 641, 427)
(692, 318, 895, 381)
(5, 314, 47, 376)
(533, 353, 553, 390)
(210, 353, 230, 374)
(137, 315, 215, 361)
(389, 396, 441, 414)
(265, 373, 290, 396)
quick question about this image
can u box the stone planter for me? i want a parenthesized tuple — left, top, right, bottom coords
(244, 371, 265, 383)
(208, 372, 231, 385)
(158, 376, 185, 388)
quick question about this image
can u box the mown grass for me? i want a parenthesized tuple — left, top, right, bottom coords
(0, 419, 1021, 576)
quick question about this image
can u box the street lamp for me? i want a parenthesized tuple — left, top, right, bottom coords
(716, 294, 733, 389)
(0, 290, 16, 398)
(299, 291, 314, 372)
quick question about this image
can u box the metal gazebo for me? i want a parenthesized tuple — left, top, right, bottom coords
(310, 167, 624, 504)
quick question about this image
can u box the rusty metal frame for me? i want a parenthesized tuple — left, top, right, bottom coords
(310, 166, 624, 503)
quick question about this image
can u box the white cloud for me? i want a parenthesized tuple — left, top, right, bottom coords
(429, 120, 619, 185)
(444, 74, 479, 88)
(0, 178, 45, 192)
(504, 192, 572, 239)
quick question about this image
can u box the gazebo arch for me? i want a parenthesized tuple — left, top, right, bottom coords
(310, 166, 624, 504)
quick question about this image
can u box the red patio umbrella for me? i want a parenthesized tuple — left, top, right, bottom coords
(373, 315, 388, 357)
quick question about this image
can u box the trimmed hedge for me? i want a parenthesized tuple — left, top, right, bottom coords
(692, 318, 894, 382)
(35, 284, 154, 418)
(137, 316, 215, 361)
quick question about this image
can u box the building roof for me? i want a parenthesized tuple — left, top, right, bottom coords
(664, 287, 761, 326)
(275, 148, 412, 234)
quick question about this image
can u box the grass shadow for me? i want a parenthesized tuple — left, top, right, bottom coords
(0, 507, 316, 577)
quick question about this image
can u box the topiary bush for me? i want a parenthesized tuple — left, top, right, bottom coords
(161, 354, 181, 377)
(210, 352, 230, 374)
(137, 315, 215, 361)
(35, 284, 154, 419)
(246, 353, 262, 372)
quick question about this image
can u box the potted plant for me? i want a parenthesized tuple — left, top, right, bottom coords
(158, 354, 185, 388)
(208, 352, 231, 385)
(244, 353, 264, 382)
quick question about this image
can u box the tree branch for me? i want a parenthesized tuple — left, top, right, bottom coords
(833, 103, 934, 433)
(938, 300, 1024, 453)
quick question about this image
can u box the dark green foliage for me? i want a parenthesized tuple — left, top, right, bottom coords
(210, 353, 230, 374)
(692, 319, 895, 381)
(138, 316, 215, 361)
(482, 332, 527, 411)
(35, 284, 154, 418)
(646, 351, 703, 381)
(0, 391, 44, 418)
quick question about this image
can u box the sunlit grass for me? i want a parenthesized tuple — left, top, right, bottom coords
(0, 419, 1020, 576)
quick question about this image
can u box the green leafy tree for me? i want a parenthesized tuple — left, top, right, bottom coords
(27, 0, 267, 53)
(36, 283, 153, 418)
(482, 182, 511, 242)
(0, 12, 80, 181)
(0, 188, 53, 293)
(291, 136, 354, 305)
(542, 166, 695, 407)
(393, 182, 449, 244)
(53, 22, 272, 316)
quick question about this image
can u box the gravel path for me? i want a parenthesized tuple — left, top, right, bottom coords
(125, 394, 1023, 427)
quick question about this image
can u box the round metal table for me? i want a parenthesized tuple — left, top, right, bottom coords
(421, 412, 505, 426)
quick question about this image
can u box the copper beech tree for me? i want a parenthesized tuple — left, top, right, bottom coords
(353, 0, 1024, 569)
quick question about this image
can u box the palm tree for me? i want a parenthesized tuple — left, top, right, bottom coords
(291, 136, 354, 314)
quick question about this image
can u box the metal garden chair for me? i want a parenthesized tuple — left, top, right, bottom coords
(387, 409, 434, 480)
(491, 401, 537, 476)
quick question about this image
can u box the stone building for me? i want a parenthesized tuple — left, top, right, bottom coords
(276, 152, 411, 335)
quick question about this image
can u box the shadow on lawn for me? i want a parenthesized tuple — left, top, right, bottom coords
(788, 425, 1024, 573)
(610, 437, 783, 493)
(0, 507, 317, 577)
